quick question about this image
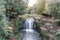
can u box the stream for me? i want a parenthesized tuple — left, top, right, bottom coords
(20, 18, 41, 40)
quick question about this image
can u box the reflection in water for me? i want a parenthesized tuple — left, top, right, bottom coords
(21, 18, 41, 40)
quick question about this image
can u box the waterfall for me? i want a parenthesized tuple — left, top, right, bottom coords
(20, 18, 41, 40)
(23, 18, 34, 32)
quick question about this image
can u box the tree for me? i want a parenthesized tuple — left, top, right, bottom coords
(0, 0, 11, 40)
(48, 0, 60, 19)
(4, 0, 28, 34)
(5, 0, 28, 16)
(35, 0, 46, 14)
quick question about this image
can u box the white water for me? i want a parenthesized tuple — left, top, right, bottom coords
(21, 18, 41, 40)
(25, 18, 34, 32)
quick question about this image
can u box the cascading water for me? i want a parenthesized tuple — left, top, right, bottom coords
(20, 18, 41, 40)
(24, 18, 34, 32)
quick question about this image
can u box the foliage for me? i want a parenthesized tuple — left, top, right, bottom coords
(5, 0, 28, 15)
(4, 0, 28, 35)
(18, 17, 25, 30)
(35, 0, 46, 14)
(56, 29, 60, 40)
(48, 1, 60, 19)
(0, 0, 12, 40)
